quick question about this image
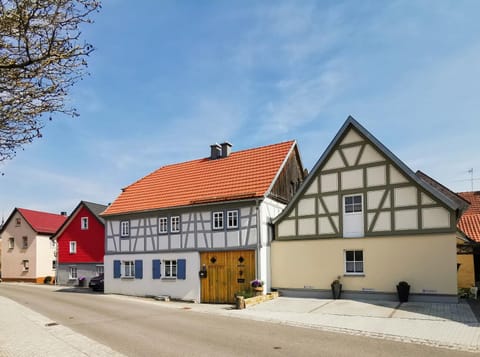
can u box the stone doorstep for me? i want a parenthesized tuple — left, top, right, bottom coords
(236, 292, 279, 309)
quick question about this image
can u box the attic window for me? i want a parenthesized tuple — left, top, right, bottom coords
(15, 218, 21, 226)
(81, 217, 88, 230)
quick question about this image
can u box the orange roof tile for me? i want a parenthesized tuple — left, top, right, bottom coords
(103, 141, 296, 216)
(457, 192, 480, 242)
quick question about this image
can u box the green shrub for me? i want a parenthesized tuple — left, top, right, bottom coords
(44, 276, 52, 284)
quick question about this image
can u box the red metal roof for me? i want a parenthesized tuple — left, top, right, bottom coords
(18, 208, 67, 234)
(103, 141, 296, 216)
(457, 192, 480, 242)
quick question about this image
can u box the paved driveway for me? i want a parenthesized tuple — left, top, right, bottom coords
(219, 297, 480, 352)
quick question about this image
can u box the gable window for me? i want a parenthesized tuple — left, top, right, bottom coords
(159, 217, 168, 234)
(81, 217, 89, 230)
(213, 212, 224, 230)
(8, 237, 14, 249)
(120, 221, 130, 237)
(171, 216, 180, 233)
(345, 195, 362, 213)
(164, 260, 177, 278)
(345, 250, 364, 274)
(69, 266, 78, 279)
(15, 218, 21, 227)
(69, 241, 77, 254)
(22, 260, 29, 271)
(227, 210, 239, 229)
(22, 236, 28, 249)
(123, 261, 135, 278)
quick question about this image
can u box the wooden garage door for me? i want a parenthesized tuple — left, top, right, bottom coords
(200, 250, 255, 303)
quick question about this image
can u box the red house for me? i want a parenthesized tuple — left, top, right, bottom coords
(51, 201, 107, 286)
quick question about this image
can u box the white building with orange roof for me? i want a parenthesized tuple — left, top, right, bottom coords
(101, 141, 304, 303)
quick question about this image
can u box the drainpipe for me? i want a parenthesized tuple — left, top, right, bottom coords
(255, 199, 261, 281)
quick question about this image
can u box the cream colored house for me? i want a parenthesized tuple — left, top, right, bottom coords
(272, 117, 468, 302)
(0, 208, 66, 283)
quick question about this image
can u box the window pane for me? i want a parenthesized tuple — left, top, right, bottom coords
(345, 205, 353, 213)
(345, 251, 354, 261)
(353, 204, 362, 212)
(354, 250, 363, 260)
(346, 262, 354, 272)
(353, 196, 362, 204)
(345, 197, 353, 205)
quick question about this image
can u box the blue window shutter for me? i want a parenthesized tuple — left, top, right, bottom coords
(152, 259, 161, 279)
(113, 260, 121, 278)
(135, 260, 143, 279)
(177, 259, 186, 280)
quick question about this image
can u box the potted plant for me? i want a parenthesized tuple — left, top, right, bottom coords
(331, 276, 342, 299)
(396, 281, 410, 302)
(250, 279, 264, 296)
(78, 276, 86, 287)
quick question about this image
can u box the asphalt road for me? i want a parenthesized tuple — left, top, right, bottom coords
(0, 284, 473, 357)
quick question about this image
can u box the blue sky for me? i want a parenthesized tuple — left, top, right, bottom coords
(1, 0, 480, 218)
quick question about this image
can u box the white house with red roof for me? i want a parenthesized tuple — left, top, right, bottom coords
(102, 141, 304, 303)
(0, 208, 67, 283)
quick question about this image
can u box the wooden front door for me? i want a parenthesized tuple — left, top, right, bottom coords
(200, 250, 255, 303)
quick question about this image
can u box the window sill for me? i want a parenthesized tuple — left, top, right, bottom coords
(344, 273, 365, 277)
(121, 276, 135, 280)
(161, 277, 177, 281)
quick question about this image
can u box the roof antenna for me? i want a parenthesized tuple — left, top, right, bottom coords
(468, 168, 474, 191)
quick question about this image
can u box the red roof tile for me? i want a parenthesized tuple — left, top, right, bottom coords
(103, 141, 296, 215)
(457, 192, 480, 242)
(18, 208, 67, 234)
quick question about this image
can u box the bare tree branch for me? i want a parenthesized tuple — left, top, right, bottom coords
(0, 0, 101, 162)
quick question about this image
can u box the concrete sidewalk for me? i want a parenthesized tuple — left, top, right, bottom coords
(0, 295, 125, 357)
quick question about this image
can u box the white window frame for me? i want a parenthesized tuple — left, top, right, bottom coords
(164, 259, 177, 278)
(227, 210, 239, 229)
(8, 237, 14, 249)
(159, 217, 168, 234)
(69, 241, 77, 254)
(81, 217, 89, 230)
(96, 265, 104, 276)
(22, 259, 29, 271)
(344, 249, 364, 275)
(123, 261, 135, 278)
(69, 266, 78, 279)
(22, 236, 28, 249)
(120, 221, 130, 237)
(171, 216, 180, 233)
(344, 194, 363, 214)
(213, 211, 224, 230)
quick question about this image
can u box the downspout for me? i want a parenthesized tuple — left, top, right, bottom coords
(255, 198, 261, 280)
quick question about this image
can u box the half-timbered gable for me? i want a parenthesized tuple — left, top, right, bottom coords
(277, 118, 463, 240)
(102, 141, 304, 302)
(272, 117, 468, 302)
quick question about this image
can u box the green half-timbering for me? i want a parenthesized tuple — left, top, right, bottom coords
(275, 116, 466, 240)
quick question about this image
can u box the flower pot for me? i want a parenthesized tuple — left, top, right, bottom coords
(396, 282, 410, 302)
(331, 282, 342, 299)
(253, 287, 263, 296)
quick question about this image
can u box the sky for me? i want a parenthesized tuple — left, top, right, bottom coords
(1, 0, 480, 218)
